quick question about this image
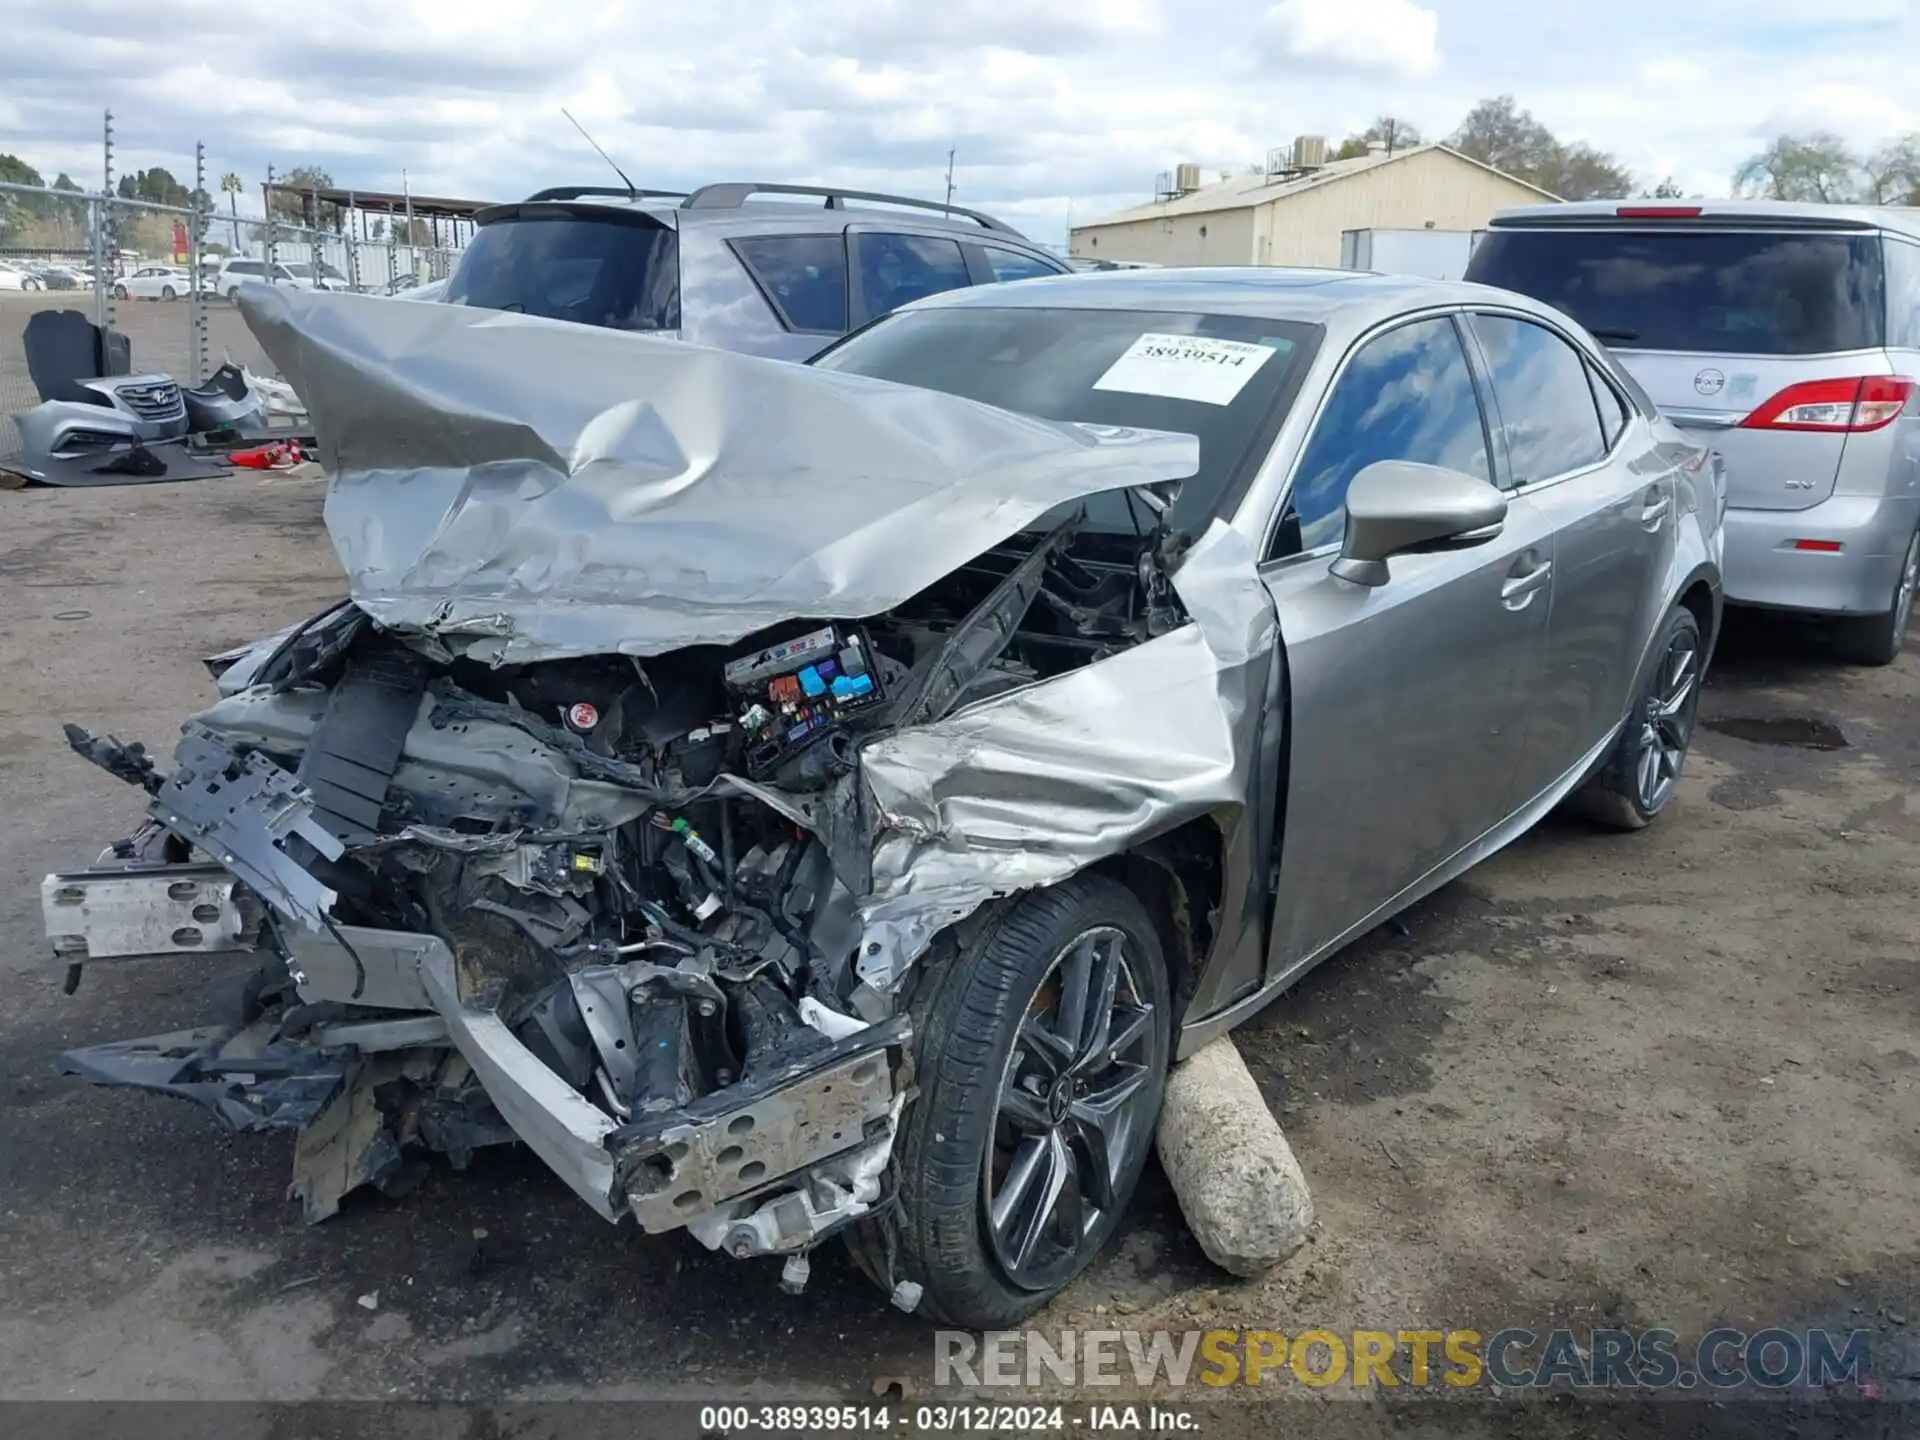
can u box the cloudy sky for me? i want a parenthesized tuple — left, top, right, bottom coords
(3, 0, 1915, 246)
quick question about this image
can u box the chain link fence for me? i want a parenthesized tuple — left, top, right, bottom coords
(3, 173, 464, 470)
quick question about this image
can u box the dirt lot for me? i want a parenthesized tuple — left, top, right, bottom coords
(0, 473, 1916, 1417)
(0, 290, 272, 461)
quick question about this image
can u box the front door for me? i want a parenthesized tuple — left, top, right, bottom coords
(1258, 314, 1554, 973)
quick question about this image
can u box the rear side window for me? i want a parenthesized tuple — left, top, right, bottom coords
(1469, 314, 1608, 485)
(1885, 237, 1920, 350)
(1587, 362, 1630, 448)
(1286, 317, 1491, 551)
(854, 233, 972, 318)
(1466, 228, 1886, 356)
(979, 246, 1061, 283)
(449, 214, 680, 331)
(731, 234, 849, 334)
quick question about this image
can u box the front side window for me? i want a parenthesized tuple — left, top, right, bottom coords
(1283, 317, 1491, 552)
(731, 234, 849, 333)
(814, 305, 1320, 534)
(853, 233, 972, 318)
(1468, 314, 1609, 485)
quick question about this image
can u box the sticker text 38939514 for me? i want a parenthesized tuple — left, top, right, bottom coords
(1092, 332, 1278, 407)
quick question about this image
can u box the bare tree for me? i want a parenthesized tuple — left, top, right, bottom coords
(1732, 133, 1860, 202)
(1864, 132, 1920, 205)
(1334, 116, 1426, 160)
(1449, 95, 1633, 199)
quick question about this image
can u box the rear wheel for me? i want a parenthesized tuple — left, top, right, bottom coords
(847, 873, 1171, 1327)
(22, 277, 41, 292)
(161, 285, 177, 301)
(1570, 605, 1703, 831)
(1830, 527, 1919, 666)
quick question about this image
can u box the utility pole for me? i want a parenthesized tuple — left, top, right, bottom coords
(944, 149, 955, 213)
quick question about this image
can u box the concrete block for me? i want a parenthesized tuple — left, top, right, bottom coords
(1155, 1035, 1313, 1277)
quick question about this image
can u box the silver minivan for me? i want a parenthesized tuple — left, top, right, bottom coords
(1468, 201, 1920, 662)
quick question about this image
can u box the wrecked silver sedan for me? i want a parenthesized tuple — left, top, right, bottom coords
(44, 271, 1723, 1326)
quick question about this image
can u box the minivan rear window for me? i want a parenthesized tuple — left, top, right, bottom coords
(1467, 229, 1886, 356)
(448, 213, 680, 331)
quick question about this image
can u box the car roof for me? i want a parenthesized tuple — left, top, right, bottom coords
(899, 266, 1567, 337)
(482, 183, 1047, 248)
(1488, 197, 1920, 242)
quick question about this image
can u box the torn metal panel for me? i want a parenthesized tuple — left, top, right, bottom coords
(289, 1060, 404, 1223)
(234, 285, 1199, 664)
(283, 925, 439, 1011)
(415, 934, 624, 1220)
(854, 521, 1277, 986)
(43, 864, 250, 962)
(615, 1026, 902, 1234)
(151, 729, 344, 931)
(58, 1021, 347, 1132)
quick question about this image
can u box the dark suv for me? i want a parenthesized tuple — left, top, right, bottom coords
(443, 181, 1070, 359)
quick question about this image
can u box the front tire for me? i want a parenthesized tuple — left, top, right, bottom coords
(849, 874, 1171, 1327)
(1570, 605, 1703, 831)
(22, 278, 41, 291)
(1831, 527, 1919, 666)
(112, 284, 128, 300)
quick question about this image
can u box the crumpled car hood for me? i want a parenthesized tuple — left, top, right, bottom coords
(237, 286, 1200, 664)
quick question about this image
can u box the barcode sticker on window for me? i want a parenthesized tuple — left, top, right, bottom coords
(1091, 333, 1277, 406)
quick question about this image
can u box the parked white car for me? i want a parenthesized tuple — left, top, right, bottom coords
(0, 259, 43, 291)
(115, 266, 193, 302)
(212, 257, 303, 299)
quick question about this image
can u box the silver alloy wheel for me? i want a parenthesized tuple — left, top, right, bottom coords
(983, 925, 1159, 1291)
(1893, 530, 1919, 648)
(1634, 625, 1700, 813)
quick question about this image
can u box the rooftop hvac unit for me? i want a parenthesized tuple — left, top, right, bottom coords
(1292, 134, 1328, 170)
(1173, 162, 1202, 195)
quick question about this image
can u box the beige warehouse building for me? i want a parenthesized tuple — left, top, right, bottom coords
(1070, 138, 1558, 268)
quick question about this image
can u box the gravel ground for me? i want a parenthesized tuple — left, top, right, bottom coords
(0, 473, 1914, 1420)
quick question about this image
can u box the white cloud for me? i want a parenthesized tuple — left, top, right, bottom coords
(1, 0, 1916, 248)
(1261, 0, 1441, 77)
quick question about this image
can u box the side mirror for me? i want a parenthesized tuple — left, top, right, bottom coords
(1329, 460, 1509, 587)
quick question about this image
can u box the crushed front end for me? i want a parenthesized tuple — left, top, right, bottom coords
(43, 285, 1267, 1290)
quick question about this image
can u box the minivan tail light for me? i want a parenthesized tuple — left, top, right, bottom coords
(1739, 377, 1914, 433)
(1615, 205, 1703, 219)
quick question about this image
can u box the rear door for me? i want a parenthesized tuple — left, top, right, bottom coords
(1466, 223, 1890, 510)
(1465, 309, 1676, 795)
(963, 243, 1070, 285)
(847, 230, 975, 325)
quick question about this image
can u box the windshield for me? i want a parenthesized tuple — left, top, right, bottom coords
(293, 262, 348, 282)
(813, 305, 1319, 532)
(1467, 228, 1886, 356)
(446, 213, 680, 330)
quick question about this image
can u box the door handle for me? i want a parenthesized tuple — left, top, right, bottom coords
(1501, 555, 1552, 610)
(1641, 490, 1671, 529)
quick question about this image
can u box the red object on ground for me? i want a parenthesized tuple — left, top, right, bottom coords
(228, 442, 307, 469)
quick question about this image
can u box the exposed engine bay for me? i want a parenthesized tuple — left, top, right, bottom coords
(42, 284, 1279, 1301)
(51, 517, 1189, 1272)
